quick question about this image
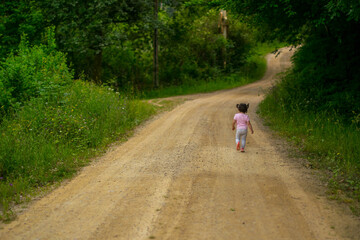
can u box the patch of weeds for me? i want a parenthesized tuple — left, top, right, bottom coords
(0, 81, 159, 221)
(350, 205, 360, 216)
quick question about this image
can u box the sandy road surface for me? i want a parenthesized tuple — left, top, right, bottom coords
(1, 48, 359, 240)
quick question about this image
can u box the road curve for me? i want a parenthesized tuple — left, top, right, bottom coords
(1, 48, 359, 240)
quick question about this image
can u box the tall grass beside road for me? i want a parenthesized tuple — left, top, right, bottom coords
(259, 41, 360, 214)
(0, 80, 157, 221)
(259, 80, 360, 214)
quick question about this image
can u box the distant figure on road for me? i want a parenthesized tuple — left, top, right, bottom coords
(232, 103, 254, 152)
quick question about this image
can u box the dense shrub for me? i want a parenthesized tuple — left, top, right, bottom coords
(0, 31, 73, 118)
(275, 29, 360, 121)
(102, 40, 153, 92)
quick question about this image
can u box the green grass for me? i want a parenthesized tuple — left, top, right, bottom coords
(259, 90, 360, 213)
(142, 41, 286, 99)
(0, 80, 158, 221)
(141, 73, 255, 99)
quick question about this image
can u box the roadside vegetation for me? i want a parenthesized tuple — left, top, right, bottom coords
(143, 41, 285, 98)
(258, 52, 360, 213)
(0, 1, 282, 221)
(2, 0, 358, 221)
(0, 37, 277, 222)
(0, 33, 157, 221)
(219, 0, 360, 213)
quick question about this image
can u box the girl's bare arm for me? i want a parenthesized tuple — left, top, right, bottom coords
(248, 121, 254, 134)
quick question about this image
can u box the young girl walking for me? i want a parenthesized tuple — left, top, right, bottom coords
(232, 103, 254, 152)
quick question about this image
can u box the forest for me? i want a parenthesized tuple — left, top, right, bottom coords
(0, 0, 359, 219)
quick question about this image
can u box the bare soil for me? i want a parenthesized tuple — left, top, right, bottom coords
(1, 48, 359, 240)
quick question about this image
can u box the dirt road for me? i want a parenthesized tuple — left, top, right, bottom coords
(1, 48, 359, 240)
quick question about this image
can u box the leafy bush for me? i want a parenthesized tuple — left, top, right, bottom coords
(0, 30, 73, 118)
(265, 27, 360, 122)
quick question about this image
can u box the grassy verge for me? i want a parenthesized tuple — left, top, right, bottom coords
(0, 80, 158, 221)
(258, 88, 360, 214)
(142, 41, 286, 99)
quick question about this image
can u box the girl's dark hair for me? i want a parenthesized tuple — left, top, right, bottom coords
(236, 103, 249, 113)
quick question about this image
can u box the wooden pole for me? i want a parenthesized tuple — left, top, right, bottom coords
(219, 10, 228, 68)
(153, 0, 159, 88)
(220, 10, 228, 39)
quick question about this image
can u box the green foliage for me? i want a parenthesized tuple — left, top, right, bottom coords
(93, 5, 258, 93)
(225, 19, 254, 70)
(158, 8, 221, 86)
(156, 7, 255, 88)
(101, 23, 153, 91)
(220, 0, 360, 44)
(0, 80, 157, 220)
(1, 0, 262, 91)
(142, 41, 281, 98)
(218, 0, 306, 43)
(0, 30, 73, 118)
(38, 0, 152, 82)
(0, 1, 45, 60)
(326, 0, 360, 22)
(0, 24, 159, 220)
(269, 29, 360, 121)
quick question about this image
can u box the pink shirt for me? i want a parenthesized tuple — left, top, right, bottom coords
(234, 113, 250, 129)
